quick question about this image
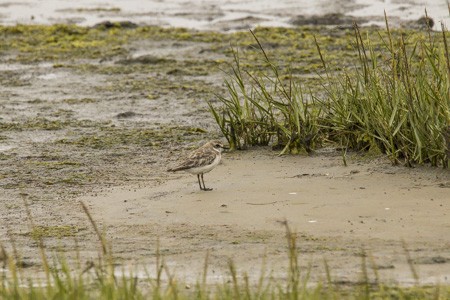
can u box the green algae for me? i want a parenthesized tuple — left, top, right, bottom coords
(74, 7, 121, 13)
(57, 126, 206, 150)
(1, 23, 447, 199)
(1, 24, 445, 74)
(62, 98, 97, 104)
(1, 23, 436, 88)
(0, 118, 68, 131)
(0, 24, 125, 62)
(80, 68, 214, 99)
(0, 118, 101, 131)
(25, 225, 80, 240)
(0, 24, 227, 63)
(28, 160, 82, 170)
(0, 70, 31, 87)
(0, 24, 353, 74)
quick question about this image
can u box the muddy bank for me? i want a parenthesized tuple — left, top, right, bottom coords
(0, 24, 449, 286)
(83, 149, 450, 285)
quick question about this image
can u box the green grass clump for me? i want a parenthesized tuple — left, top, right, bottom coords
(209, 31, 323, 154)
(209, 20, 449, 167)
(320, 19, 449, 167)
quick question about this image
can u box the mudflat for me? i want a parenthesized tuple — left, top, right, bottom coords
(82, 149, 450, 285)
(1, 23, 449, 286)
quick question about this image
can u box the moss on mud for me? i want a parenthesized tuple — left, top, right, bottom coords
(24, 225, 80, 240)
(0, 24, 362, 74)
(1, 23, 445, 207)
(57, 126, 206, 149)
(1, 24, 443, 73)
(0, 24, 227, 63)
(0, 118, 101, 131)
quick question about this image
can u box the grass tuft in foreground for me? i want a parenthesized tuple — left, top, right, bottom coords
(209, 19, 449, 167)
(1, 202, 450, 299)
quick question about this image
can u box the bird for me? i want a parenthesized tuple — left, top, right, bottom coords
(167, 140, 228, 191)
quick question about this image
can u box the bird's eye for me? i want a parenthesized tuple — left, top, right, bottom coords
(215, 144, 221, 148)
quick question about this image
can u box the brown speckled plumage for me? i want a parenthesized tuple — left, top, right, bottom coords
(168, 140, 227, 191)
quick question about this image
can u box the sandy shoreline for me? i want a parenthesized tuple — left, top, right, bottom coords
(81, 149, 450, 285)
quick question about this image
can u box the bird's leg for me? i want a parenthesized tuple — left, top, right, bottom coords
(201, 173, 212, 191)
(197, 174, 204, 190)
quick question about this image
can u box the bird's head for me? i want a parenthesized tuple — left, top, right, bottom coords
(209, 140, 229, 152)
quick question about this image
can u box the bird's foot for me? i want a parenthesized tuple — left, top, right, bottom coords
(202, 187, 213, 191)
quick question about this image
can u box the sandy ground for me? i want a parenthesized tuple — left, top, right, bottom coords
(80, 149, 450, 285)
(0, 1, 450, 287)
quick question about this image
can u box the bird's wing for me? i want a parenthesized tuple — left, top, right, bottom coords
(169, 148, 216, 171)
